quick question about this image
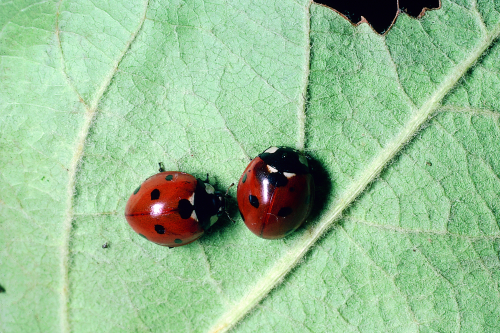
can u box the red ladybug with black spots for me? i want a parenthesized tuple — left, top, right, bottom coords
(124, 165, 225, 247)
(237, 146, 314, 239)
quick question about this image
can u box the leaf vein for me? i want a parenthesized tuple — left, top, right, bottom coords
(339, 225, 419, 326)
(347, 217, 500, 240)
(208, 17, 500, 333)
(437, 105, 500, 118)
(58, 0, 150, 332)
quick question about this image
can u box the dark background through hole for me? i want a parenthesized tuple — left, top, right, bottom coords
(315, 0, 441, 34)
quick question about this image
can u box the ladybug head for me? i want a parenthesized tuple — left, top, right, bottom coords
(259, 146, 310, 174)
(194, 179, 225, 230)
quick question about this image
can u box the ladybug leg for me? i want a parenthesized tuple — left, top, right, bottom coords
(226, 211, 236, 224)
(205, 173, 209, 183)
(158, 162, 165, 172)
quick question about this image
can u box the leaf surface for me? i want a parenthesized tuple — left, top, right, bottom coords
(1, 0, 499, 332)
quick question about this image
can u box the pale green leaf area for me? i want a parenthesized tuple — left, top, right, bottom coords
(1, 0, 500, 331)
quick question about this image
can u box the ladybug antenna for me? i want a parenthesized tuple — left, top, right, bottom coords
(224, 183, 234, 197)
(224, 183, 236, 223)
(225, 183, 235, 196)
(205, 173, 210, 183)
(158, 162, 165, 172)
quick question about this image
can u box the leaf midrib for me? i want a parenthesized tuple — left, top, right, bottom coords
(208, 17, 500, 333)
(58, 0, 150, 331)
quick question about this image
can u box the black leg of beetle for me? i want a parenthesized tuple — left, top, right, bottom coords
(205, 173, 209, 183)
(169, 247, 173, 249)
(159, 162, 165, 172)
(226, 211, 236, 224)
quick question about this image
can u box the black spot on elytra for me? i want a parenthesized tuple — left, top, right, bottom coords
(133, 185, 141, 195)
(165, 174, 173, 181)
(278, 207, 292, 217)
(239, 209, 245, 221)
(249, 195, 259, 208)
(242, 173, 247, 183)
(268, 173, 288, 187)
(174, 239, 182, 244)
(155, 225, 165, 234)
(178, 199, 194, 219)
(151, 189, 160, 200)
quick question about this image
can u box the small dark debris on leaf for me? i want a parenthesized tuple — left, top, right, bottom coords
(426, 161, 432, 166)
(315, 0, 441, 35)
(102, 242, 109, 249)
(0, 285, 5, 293)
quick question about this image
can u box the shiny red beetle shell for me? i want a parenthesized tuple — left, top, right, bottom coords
(125, 172, 204, 247)
(237, 147, 314, 239)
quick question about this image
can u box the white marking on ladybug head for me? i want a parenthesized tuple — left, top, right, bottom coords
(264, 146, 278, 154)
(191, 210, 198, 222)
(188, 193, 195, 205)
(298, 154, 308, 167)
(204, 183, 215, 194)
(267, 165, 278, 173)
(210, 215, 218, 226)
(283, 172, 296, 178)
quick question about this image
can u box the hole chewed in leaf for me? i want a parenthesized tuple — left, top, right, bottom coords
(315, 0, 441, 35)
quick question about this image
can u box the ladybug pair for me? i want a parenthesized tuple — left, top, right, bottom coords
(124, 147, 314, 247)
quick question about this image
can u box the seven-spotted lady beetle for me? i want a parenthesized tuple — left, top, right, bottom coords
(125, 166, 225, 247)
(237, 146, 314, 239)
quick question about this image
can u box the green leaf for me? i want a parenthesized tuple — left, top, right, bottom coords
(1, 0, 500, 332)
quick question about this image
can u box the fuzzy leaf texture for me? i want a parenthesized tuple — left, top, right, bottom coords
(1, 0, 500, 332)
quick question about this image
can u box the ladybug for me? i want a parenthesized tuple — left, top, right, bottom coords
(237, 146, 314, 239)
(124, 165, 225, 247)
